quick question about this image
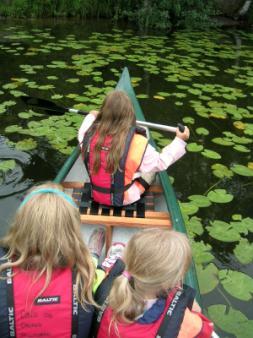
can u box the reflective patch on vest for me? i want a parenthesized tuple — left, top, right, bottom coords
(166, 289, 183, 316)
(35, 296, 60, 305)
(8, 306, 15, 337)
(6, 267, 13, 285)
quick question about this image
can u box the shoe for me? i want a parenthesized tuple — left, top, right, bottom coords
(101, 242, 125, 272)
(88, 228, 105, 259)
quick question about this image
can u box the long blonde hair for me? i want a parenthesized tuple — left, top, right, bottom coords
(108, 228, 192, 323)
(90, 90, 136, 174)
(0, 182, 96, 308)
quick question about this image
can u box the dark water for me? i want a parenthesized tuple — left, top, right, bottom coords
(0, 18, 252, 337)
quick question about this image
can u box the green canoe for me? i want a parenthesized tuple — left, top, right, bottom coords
(54, 67, 201, 304)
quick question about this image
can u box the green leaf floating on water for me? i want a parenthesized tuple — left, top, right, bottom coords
(233, 144, 250, 153)
(201, 149, 221, 159)
(207, 220, 240, 242)
(212, 137, 234, 146)
(185, 216, 204, 237)
(192, 241, 214, 264)
(186, 142, 203, 152)
(182, 116, 195, 124)
(211, 163, 234, 178)
(196, 263, 219, 294)
(207, 189, 233, 203)
(15, 138, 37, 151)
(208, 304, 253, 338)
(195, 127, 209, 136)
(179, 202, 199, 216)
(219, 270, 253, 301)
(234, 239, 253, 265)
(231, 164, 253, 177)
(0, 160, 16, 172)
(188, 195, 211, 208)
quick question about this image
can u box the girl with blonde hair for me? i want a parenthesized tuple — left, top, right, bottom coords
(96, 228, 214, 338)
(78, 90, 190, 206)
(0, 182, 96, 338)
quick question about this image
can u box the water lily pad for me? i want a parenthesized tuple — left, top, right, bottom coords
(208, 305, 253, 338)
(196, 127, 209, 136)
(186, 216, 204, 237)
(233, 121, 246, 130)
(234, 239, 253, 265)
(186, 142, 203, 152)
(0, 160, 16, 172)
(182, 116, 195, 124)
(15, 138, 37, 151)
(219, 270, 253, 301)
(233, 144, 250, 153)
(201, 149, 221, 159)
(231, 164, 253, 177)
(66, 78, 80, 83)
(153, 95, 165, 100)
(212, 137, 234, 146)
(207, 220, 240, 242)
(179, 202, 199, 216)
(192, 241, 214, 264)
(188, 195, 211, 208)
(211, 163, 234, 179)
(196, 263, 219, 295)
(207, 189, 233, 203)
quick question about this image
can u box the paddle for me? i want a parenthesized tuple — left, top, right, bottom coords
(21, 96, 185, 133)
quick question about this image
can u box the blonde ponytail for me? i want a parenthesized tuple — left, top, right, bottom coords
(108, 228, 191, 325)
(109, 275, 145, 323)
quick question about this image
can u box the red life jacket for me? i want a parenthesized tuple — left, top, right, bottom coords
(92, 260, 213, 338)
(97, 291, 213, 338)
(0, 248, 93, 338)
(82, 126, 148, 206)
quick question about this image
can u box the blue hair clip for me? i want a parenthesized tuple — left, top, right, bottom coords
(19, 188, 78, 209)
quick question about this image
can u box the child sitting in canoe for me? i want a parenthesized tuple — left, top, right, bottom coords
(78, 90, 189, 206)
(0, 182, 97, 338)
(95, 228, 214, 338)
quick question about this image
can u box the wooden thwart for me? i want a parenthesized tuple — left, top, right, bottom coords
(62, 181, 171, 250)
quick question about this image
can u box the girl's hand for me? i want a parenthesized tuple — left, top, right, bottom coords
(90, 110, 99, 118)
(176, 126, 190, 141)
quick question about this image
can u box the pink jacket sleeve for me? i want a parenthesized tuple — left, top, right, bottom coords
(78, 114, 96, 146)
(139, 137, 187, 173)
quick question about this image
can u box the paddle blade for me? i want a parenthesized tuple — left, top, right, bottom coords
(20, 96, 67, 115)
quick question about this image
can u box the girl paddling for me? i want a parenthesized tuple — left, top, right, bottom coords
(78, 90, 189, 206)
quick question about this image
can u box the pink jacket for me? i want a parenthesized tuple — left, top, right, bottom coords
(78, 114, 187, 205)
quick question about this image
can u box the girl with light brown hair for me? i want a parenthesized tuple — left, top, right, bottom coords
(96, 228, 214, 338)
(78, 90, 190, 207)
(0, 182, 97, 338)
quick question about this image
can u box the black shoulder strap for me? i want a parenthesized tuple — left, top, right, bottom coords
(94, 259, 125, 305)
(113, 127, 136, 206)
(135, 125, 148, 137)
(155, 285, 196, 338)
(91, 259, 125, 338)
(0, 247, 16, 338)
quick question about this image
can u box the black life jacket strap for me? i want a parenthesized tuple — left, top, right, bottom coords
(0, 247, 16, 338)
(91, 182, 133, 194)
(91, 259, 125, 338)
(155, 285, 196, 338)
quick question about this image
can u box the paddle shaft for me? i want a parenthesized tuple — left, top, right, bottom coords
(21, 96, 184, 133)
(68, 108, 180, 133)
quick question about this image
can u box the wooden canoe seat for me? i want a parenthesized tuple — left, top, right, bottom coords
(62, 181, 171, 250)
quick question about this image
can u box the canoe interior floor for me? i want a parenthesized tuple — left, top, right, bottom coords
(62, 181, 171, 251)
